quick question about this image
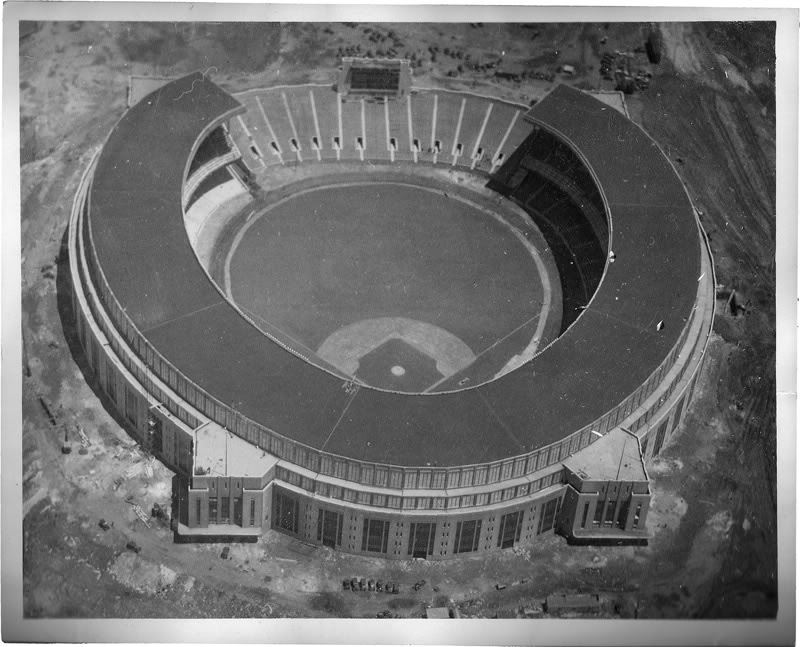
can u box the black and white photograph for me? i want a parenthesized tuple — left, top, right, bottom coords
(2, 4, 796, 644)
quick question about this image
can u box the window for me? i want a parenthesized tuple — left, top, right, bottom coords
(672, 395, 687, 433)
(592, 498, 604, 527)
(124, 387, 137, 426)
(361, 519, 390, 554)
(407, 522, 436, 558)
(273, 489, 299, 534)
(538, 498, 559, 535)
(195, 498, 201, 526)
(220, 497, 230, 523)
(632, 503, 643, 529)
(249, 499, 256, 527)
(208, 497, 218, 524)
(106, 364, 116, 402)
(389, 470, 403, 489)
(497, 511, 524, 548)
(604, 500, 617, 527)
(616, 499, 630, 529)
(148, 415, 163, 454)
(652, 419, 669, 456)
(454, 520, 482, 554)
(91, 338, 100, 376)
(178, 438, 192, 473)
(581, 502, 590, 529)
(317, 509, 343, 548)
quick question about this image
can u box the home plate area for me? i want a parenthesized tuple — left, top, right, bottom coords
(317, 317, 476, 393)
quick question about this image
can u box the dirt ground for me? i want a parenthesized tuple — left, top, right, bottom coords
(17, 21, 778, 622)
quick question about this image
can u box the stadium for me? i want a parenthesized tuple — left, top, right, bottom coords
(68, 63, 714, 559)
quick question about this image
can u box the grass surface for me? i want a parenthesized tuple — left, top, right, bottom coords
(226, 181, 551, 363)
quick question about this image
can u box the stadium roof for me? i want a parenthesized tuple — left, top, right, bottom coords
(89, 74, 701, 468)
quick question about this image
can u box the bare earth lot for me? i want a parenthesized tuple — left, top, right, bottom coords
(18, 21, 777, 620)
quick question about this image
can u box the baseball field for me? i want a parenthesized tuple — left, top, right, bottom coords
(218, 179, 561, 392)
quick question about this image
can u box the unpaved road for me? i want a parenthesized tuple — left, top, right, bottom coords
(18, 21, 777, 621)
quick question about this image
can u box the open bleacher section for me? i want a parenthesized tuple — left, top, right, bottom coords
(228, 84, 532, 174)
(282, 87, 322, 159)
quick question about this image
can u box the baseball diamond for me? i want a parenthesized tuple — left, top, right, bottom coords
(68, 67, 715, 558)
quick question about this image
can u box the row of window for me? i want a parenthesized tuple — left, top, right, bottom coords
(579, 497, 643, 531)
(276, 464, 564, 511)
(272, 489, 563, 557)
(195, 496, 258, 527)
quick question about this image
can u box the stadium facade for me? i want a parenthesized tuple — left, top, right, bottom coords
(68, 69, 714, 558)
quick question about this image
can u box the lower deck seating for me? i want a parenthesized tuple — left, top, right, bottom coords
(189, 127, 232, 176)
(185, 166, 236, 210)
(228, 85, 529, 173)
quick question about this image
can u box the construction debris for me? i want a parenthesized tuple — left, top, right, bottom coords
(77, 425, 90, 447)
(131, 504, 151, 528)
